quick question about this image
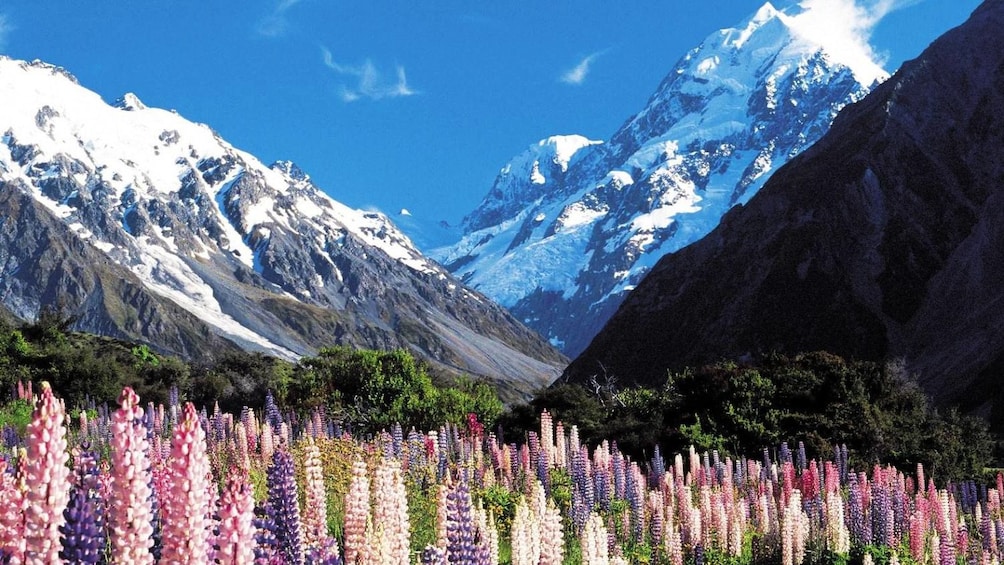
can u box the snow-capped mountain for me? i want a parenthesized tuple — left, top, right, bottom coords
(565, 1, 1001, 409)
(0, 56, 565, 397)
(427, 2, 886, 355)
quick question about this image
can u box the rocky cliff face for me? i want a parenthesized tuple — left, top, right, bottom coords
(565, 2, 1001, 411)
(0, 56, 565, 397)
(428, 2, 884, 356)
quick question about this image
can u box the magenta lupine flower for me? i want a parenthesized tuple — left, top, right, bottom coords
(23, 381, 71, 563)
(216, 469, 257, 565)
(108, 387, 156, 564)
(160, 402, 215, 563)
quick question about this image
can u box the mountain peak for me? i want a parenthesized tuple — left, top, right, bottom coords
(114, 92, 147, 111)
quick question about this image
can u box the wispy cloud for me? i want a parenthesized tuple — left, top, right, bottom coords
(256, 0, 302, 38)
(560, 51, 604, 85)
(0, 14, 13, 51)
(790, 0, 916, 81)
(321, 47, 417, 102)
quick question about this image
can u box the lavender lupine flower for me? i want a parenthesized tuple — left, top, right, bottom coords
(59, 449, 105, 564)
(23, 382, 71, 563)
(649, 446, 666, 488)
(268, 448, 305, 565)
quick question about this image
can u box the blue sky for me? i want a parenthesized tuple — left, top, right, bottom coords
(0, 0, 982, 225)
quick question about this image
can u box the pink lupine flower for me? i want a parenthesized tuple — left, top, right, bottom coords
(580, 512, 609, 565)
(510, 498, 540, 565)
(0, 454, 26, 561)
(371, 457, 410, 564)
(301, 438, 330, 550)
(23, 381, 71, 563)
(539, 500, 564, 565)
(342, 457, 370, 565)
(216, 469, 256, 565)
(160, 402, 215, 563)
(108, 387, 156, 564)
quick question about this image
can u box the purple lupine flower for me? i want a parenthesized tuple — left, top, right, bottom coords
(445, 473, 486, 565)
(59, 450, 105, 564)
(254, 502, 280, 563)
(847, 473, 871, 546)
(626, 464, 644, 543)
(612, 450, 626, 500)
(796, 442, 807, 473)
(264, 391, 283, 431)
(779, 442, 792, 465)
(391, 423, 404, 460)
(421, 545, 447, 565)
(268, 449, 305, 565)
(305, 539, 343, 565)
(649, 446, 666, 488)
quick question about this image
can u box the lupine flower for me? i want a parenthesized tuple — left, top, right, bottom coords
(445, 473, 482, 565)
(301, 439, 330, 551)
(216, 469, 256, 565)
(539, 500, 564, 565)
(342, 458, 370, 565)
(581, 512, 609, 565)
(510, 498, 540, 565)
(59, 449, 105, 564)
(268, 448, 305, 565)
(370, 457, 410, 564)
(160, 402, 215, 563)
(108, 388, 156, 564)
(23, 382, 71, 563)
(0, 454, 26, 561)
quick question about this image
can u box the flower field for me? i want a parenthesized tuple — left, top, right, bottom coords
(0, 380, 1000, 564)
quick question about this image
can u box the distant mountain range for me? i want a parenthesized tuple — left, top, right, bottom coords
(0, 57, 565, 399)
(419, 2, 886, 356)
(564, 1, 1003, 412)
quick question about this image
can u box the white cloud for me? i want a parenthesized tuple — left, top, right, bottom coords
(256, 0, 302, 38)
(560, 51, 603, 85)
(321, 47, 417, 102)
(0, 14, 13, 51)
(788, 0, 914, 83)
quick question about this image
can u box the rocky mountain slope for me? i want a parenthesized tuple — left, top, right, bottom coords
(0, 56, 565, 397)
(428, 2, 885, 355)
(565, 2, 1002, 411)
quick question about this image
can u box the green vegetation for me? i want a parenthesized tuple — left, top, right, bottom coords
(0, 314, 503, 435)
(0, 308, 995, 478)
(502, 351, 997, 481)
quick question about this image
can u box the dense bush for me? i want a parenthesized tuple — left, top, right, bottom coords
(505, 352, 997, 480)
